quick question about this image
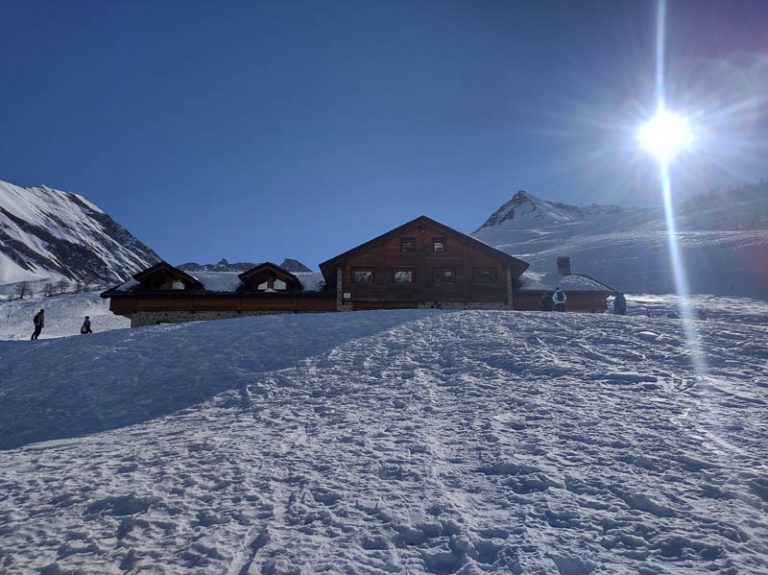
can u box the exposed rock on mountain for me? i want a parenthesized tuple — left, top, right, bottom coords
(0, 179, 160, 285)
(179, 258, 312, 273)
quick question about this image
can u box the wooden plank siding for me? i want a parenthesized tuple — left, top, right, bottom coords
(515, 292, 610, 313)
(321, 216, 528, 310)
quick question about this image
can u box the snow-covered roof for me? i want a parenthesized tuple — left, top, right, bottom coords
(108, 271, 326, 294)
(518, 271, 616, 293)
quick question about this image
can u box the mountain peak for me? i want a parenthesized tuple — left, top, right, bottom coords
(477, 190, 582, 230)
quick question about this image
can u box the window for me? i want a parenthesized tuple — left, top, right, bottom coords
(393, 268, 415, 283)
(400, 238, 415, 253)
(433, 268, 455, 283)
(432, 238, 446, 253)
(353, 269, 375, 283)
(473, 267, 497, 282)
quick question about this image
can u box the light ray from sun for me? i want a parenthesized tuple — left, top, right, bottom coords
(651, 0, 709, 382)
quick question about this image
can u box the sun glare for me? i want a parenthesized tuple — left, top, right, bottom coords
(638, 109, 694, 162)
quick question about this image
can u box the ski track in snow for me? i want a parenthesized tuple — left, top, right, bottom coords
(0, 309, 767, 574)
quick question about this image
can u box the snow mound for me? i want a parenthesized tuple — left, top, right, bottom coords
(1, 307, 767, 574)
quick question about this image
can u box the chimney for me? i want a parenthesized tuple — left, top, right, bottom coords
(556, 256, 571, 276)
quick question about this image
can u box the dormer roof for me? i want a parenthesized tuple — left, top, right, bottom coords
(238, 262, 302, 291)
(133, 261, 203, 290)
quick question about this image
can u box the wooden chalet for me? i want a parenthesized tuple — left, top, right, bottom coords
(319, 215, 528, 311)
(102, 216, 616, 327)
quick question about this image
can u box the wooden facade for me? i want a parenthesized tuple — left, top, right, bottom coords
(319, 216, 529, 311)
(103, 216, 615, 327)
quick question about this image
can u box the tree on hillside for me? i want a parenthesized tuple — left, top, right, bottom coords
(16, 281, 30, 299)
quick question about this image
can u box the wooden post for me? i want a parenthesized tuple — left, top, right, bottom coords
(506, 266, 514, 309)
(336, 266, 343, 311)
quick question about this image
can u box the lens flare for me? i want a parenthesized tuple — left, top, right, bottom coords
(643, 0, 710, 403)
(638, 110, 694, 161)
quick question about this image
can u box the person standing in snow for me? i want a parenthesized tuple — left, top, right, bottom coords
(31, 309, 44, 340)
(80, 316, 92, 334)
(552, 287, 567, 312)
(541, 293, 554, 311)
(613, 292, 627, 315)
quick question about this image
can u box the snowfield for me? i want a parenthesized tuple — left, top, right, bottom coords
(1, 304, 767, 574)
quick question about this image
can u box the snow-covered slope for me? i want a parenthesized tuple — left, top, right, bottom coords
(0, 179, 160, 285)
(474, 186, 768, 299)
(0, 290, 129, 340)
(1, 306, 767, 573)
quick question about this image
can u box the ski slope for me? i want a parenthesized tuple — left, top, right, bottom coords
(1, 303, 767, 574)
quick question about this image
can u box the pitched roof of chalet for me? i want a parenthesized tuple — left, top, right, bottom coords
(133, 261, 203, 288)
(319, 215, 529, 282)
(238, 262, 301, 288)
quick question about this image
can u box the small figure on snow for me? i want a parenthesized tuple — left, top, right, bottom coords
(613, 292, 627, 315)
(80, 316, 93, 334)
(698, 309, 708, 321)
(31, 309, 44, 340)
(552, 287, 567, 312)
(541, 292, 554, 311)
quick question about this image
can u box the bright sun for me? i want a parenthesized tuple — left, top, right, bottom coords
(638, 109, 694, 161)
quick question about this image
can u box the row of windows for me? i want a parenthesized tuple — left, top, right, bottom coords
(400, 238, 446, 253)
(353, 267, 498, 284)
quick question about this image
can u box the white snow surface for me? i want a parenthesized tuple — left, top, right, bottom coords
(0, 291, 128, 340)
(1, 300, 768, 574)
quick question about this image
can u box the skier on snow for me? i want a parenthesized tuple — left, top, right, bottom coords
(31, 309, 44, 340)
(80, 316, 93, 334)
(552, 287, 567, 312)
(613, 292, 627, 315)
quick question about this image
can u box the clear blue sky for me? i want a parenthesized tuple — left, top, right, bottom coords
(2, 0, 766, 268)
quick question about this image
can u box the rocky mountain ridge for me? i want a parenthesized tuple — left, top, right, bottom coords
(0, 179, 160, 286)
(178, 258, 312, 274)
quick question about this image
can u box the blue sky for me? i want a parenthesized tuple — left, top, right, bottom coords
(1, 0, 767, 268)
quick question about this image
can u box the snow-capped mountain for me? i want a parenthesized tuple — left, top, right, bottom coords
(179, 258, 312, 273)
(0, 179, 160, 286)
(481, 190, 629, 229)
(474, 185, 768, 299)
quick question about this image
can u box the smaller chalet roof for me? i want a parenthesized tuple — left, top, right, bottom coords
(319, 215, 529, 284)
(133, 261, 203, 288)
(101, 264, 326, 297)
(518, 271, 617, 294)
(238, 262, 301, 287)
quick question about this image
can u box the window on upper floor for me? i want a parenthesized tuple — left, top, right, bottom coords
(392, 268, 415, 283)
(473, 267, 498, 283)
(400, 238, 415, 253)
(432, 238, 446, 253)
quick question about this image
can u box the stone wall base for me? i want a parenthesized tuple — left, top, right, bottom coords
(130, 310, 295, 328)
(128, 301, 514, 327)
